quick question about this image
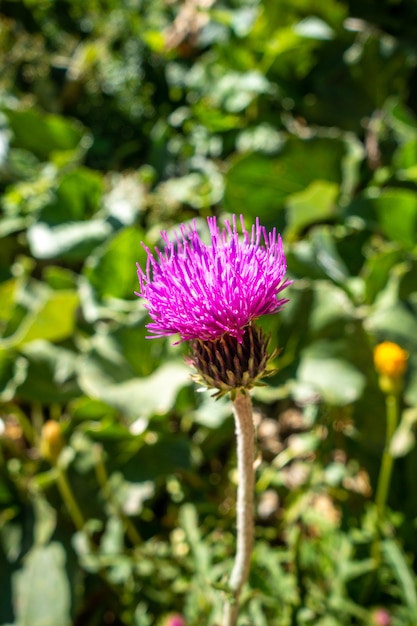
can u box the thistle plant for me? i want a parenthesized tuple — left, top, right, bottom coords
(136, 215, 291, 625)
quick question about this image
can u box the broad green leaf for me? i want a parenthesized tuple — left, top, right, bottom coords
(121, 435, 192, 482)
(372, 188, 417, 249)
(362, 245, 402, 304)
(287, 226, 350, 283)
(84, 226, 147, 300)
(38, 167, 104, 224)
(385, 98, 417, 140)
(224, 137, 345, 220)
(78, 350, 190, 418)
(297, 341, 366, 405)
(42, 266, 78, 290)
(13, 542, 71, 626)
(4, 291, 79, 348)
(308, 282, 355, 334)
(68, 397, 119, 421)
(15, 341, 80, 404)
(286, 180, 339, 238)
(27, 220, 113, 260)
(367, 302, 417, 346)
(293, 17, 334, 40)
(4, 107, 85, 162)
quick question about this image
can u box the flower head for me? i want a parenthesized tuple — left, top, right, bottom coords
(40, 420, 64, 465)
(136, 215, 290, 343)
(187, 323, 278, 399)
(374, 342, 408, 379)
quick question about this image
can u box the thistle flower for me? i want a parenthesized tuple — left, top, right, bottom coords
(136, 215, 290, 395)
(136, 215, 290, 343)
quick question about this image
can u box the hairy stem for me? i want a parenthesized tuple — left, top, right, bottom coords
(223, 391, 255, 626)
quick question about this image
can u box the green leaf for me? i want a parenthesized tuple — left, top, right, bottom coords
(4, 107, 86, 162)
(297, 341, 366, 405)
(390, 408, 417, 458)
(293, 17, 334, 40)
(15, 341, 80, 404)
(84, 226, 147, 300)
(38, 167, 104, 224)
(0, 278, 19, 326)
(286, 180, 339, 237)
(372, 188, 417, 249)
(4, 291, 79, 348)
(287, 226, 350, 283)
(308, 282, 355, 334)
(362, 245, 402, 304)
(383, 539, 417, 612)
(224, 137, 345, 221)
(13, 542, 71, 626)
(27, 220, 113, 261)
(180, 504, 211, 577)
(78, 346, 190, 418)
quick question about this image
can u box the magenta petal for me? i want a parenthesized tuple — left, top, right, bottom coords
(136, 215, 291, 342)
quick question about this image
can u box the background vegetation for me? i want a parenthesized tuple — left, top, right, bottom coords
(1, 0, 417, 624)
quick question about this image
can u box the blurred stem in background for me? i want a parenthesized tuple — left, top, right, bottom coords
(56, 463, 86, 532)
(375, 392, 399, 517)
(41, 420, 85, 531)
(93, 443, 143, 546)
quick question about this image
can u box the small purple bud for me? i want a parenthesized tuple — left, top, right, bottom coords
(372, 608, 392, 626)
(165, 614, 186, 626)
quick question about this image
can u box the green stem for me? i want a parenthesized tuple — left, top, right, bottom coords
(375, 393, 399, 515)
(223, 391, 255, 626)
(56, 466, 86, 532)
(93, 445, 142, 546)
(371, 392, 400, 565)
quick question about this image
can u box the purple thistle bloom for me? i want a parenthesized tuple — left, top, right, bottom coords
(136, 215, 291, 343)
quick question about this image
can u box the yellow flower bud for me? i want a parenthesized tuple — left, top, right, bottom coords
(40, 420, 64, 464)
(374, 342, 408, 379)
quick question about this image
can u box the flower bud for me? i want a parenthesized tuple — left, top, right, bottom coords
(372, 608, 392, 626)
(164, 615, 186, 626)
(374, 342, 408, 394)
(187, 323, 278, 399)
(40, 420, 64, 464)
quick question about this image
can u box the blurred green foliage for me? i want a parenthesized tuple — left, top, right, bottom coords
(1, 0, 417, 624)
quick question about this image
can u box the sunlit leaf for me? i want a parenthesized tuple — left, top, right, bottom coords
(13, 542, 71, 626)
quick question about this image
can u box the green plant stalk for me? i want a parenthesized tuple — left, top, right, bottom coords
(55, 458, 127, 612)
(93, 445, 142, 546)
(223, 391, 255, 626)
(56, 466, 86, 532)
(375, 392, 399, 516)
(371, 391, 400, 566)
